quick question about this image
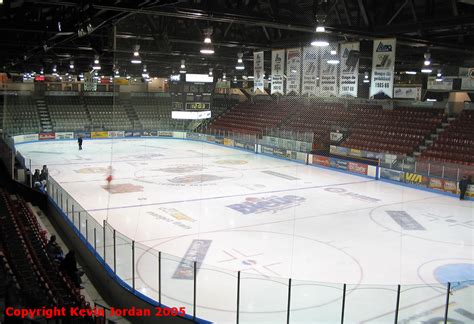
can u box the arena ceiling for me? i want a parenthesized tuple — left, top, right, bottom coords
(1, 0, 473, 77)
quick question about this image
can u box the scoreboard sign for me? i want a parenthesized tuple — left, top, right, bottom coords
(170, 74, 215, 118)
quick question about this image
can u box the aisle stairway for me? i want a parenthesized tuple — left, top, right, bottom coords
(35, 99, 53, 133)
(122, 98, 142, 130)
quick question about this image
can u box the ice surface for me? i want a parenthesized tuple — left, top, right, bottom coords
(17, 138, 474, 323)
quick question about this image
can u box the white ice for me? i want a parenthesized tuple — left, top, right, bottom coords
(17, 138, 474, 323)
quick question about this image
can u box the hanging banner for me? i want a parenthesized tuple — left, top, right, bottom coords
(302, 47, 319, 95)
(339, 42, 360, 97)
(254, 51, 265, 93)
(319, 43, 339, 97)
(370, 38, 396, 99)
(271, 49, 285, 94)
(286, 48, 302, 95)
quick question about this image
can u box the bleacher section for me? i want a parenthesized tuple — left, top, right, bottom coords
(3, 96, 39, 134)
(341, 106, 445, 155)
(0, 189, 93, 321)
(46, 96, 90, 132)
(130, 95, 178, 130)
(421, 109, 474, 165)
(209, 101, 292, 135)
(280, 101, 360, 147)
(84, 96, 133, 131)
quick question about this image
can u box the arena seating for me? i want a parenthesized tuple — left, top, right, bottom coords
(3, 95, 39, 134)
(46, 96, 90, 132)
(420, 109, 474, 165)
(84, 96, 133, 131)
(0, 189, 93, 321)
(209, 101, 292, 135)
(341, 106, 445, 155)
(129, 95, 178, 130)
(279, 101, 360, 147)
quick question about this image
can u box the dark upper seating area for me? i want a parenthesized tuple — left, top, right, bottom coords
(341, 106, 445, 155)
(420, 109, 474, 165)
(0, 189, 93, 321)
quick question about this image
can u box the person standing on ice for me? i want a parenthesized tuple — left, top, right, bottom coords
(77, 136, 83, 150)
(459, 175, 472, 200)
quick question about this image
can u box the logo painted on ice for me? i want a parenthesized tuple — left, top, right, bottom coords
(376, 42, 392, 52)
(227, 195, 305, 215)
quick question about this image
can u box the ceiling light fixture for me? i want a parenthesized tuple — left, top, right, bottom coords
(236, 52, 245, 70)
(200, 28, 215, 54)
(423, 52, 431, 66)
(131, 45, 142, 64)
(69, 61, 74, 69)
(421, 68, 432, 74)
(405, 71, 417, 75)
(179, 59, 186, 73)
(93, 55, 101, 70)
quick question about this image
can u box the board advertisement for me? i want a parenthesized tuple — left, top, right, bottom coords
(91, 131, 109, 139)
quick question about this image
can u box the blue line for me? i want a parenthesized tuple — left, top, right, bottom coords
(86, 179, 372, 212)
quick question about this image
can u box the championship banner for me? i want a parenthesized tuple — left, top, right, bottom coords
(319, 43, 339, 97)
(302, 47, 319, 95)
(339, 42, 360, 97)
(271, 49, 285, 94)
(370, 38, 396, 99)
(253, 51, 265, 93)
(286, 48, 302, 95)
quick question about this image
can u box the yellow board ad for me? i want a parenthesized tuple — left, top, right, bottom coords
(405, 172, 424, 184)
(223, 138, 234, 147)
(91, 131, 109, 139)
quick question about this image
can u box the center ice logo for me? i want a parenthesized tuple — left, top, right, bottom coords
(227, 195, 305, 215)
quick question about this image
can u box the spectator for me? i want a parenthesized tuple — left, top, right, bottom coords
(32, 169, 41, 186)
(60, 250, 83, 289)
(459, 175, 472, 200)
(46, 235, 64, 263)
(40, 165, 48, 182)
(25, 168, 31, 186)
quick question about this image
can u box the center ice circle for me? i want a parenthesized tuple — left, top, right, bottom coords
(136, 230, 362, 313)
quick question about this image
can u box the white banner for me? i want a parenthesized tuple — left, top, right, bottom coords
(370, 38, 396, 99)
(254, 51, 265, 93)
(55, 132, 74, 140)
(286, 48, 301, 95)
(302, 47, 319, 95)
(427, 76, 454, 91)
(461, 77, 474, 90)
(319, 43, 339, 97)
(271, 50, 285, 94)
(394, 87, 422, 100)
(108, 131, 125, 138)
(339, 42, 360, 97)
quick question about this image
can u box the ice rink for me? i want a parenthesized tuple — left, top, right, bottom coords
(17, 138, 474, 323)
